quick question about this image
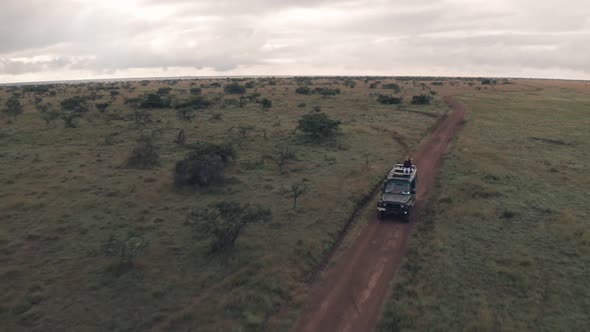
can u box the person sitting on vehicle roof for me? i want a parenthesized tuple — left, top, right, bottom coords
(403, 157, 412, 174)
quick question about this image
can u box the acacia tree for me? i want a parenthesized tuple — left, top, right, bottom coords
(3, 97, 23, 120)
(188, 201, 272, 252)
(297, 113, 341, 141)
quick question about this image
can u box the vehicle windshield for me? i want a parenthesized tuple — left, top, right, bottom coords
(384, 180, 411, 194)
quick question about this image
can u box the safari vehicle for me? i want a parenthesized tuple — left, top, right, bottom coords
(377, 164, 417, 221)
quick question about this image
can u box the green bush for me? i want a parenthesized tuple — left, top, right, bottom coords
(297, 113, 341, 140)
(174, 142, 236, 187)
(411, 94, 432, 105)
(260, 98, 272, 108)
(314, 87, 340, 97)
(157, 87, 172, 95)
(224, 83, 246, 94)
(295, 86, 311, 95)
(377, 95, 403, 105)
(175, 96, 212, 110)
(382, 83, 401, 93)
(140, 93, 170, 109)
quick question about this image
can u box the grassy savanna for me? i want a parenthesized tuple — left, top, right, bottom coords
(0, 76, 457, 331)
(378, 81, 590, 331)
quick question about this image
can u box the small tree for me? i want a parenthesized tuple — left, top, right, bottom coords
(297, 113, 341, 141)
(36, 103, 60, 125)
(60, 96, 89, 128)
(3, 97, 23, 120)
(125, 135, 160, 169)
(290, 182, 308, 209)
(188, 201, 271, 252)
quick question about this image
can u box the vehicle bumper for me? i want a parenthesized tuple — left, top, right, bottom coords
(377, 207, 409, 215)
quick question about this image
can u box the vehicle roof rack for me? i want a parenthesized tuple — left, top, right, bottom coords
(387, 164, 417, 181)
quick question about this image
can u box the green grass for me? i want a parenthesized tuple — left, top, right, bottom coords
(378, 83, 590, 331)
(0, 77, 450, 331)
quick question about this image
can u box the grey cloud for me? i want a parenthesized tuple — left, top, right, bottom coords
(1, 0, 589, 81)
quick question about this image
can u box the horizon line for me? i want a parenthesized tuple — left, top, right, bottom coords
(1, 74, 588, 86)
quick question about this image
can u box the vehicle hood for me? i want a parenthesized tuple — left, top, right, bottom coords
(381, 193, 412, 204)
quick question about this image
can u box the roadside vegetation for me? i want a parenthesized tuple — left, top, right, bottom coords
(378, 85, 590, 331)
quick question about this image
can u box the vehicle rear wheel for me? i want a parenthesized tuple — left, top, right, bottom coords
(378, 211, 384, 220)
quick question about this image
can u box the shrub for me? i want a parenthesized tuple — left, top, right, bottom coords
(140, 93, 169, 108)
(224, 83, 246, 94)
(382, 83, 401, 93)
(189, 87, 202, 95)
(175, 96, 212, 110)
(125, 135, 160, 169)
(61, 96, 89, 113)
(174, 142, 235, 187)
(411, 94, 432, 105)
(95, 102, 110, 113)
(188, 201, 271, 252)
(314, 87, 340, 97)
(260, 98, 272, 108)
(377, 95, 403, 105)
(157, 87, 172, 95)
(297, 113, 341, 140)
(295, 86, 312, 95)
(176, 108, 196, 122)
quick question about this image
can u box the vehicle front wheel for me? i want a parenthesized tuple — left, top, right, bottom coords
(403, 208, 412, 222)
(378, 211, 384, 220)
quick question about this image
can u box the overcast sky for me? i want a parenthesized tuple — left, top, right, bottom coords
(1, 0, 589, 83)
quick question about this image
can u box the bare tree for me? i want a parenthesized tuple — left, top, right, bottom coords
(290, 182, 308, 209)
(264, 146, 296, 173)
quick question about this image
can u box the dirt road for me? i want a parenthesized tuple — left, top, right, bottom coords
(292, 97, 465, 332)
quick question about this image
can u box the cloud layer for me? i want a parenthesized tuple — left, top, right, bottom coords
(1, 0, 589, 82)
